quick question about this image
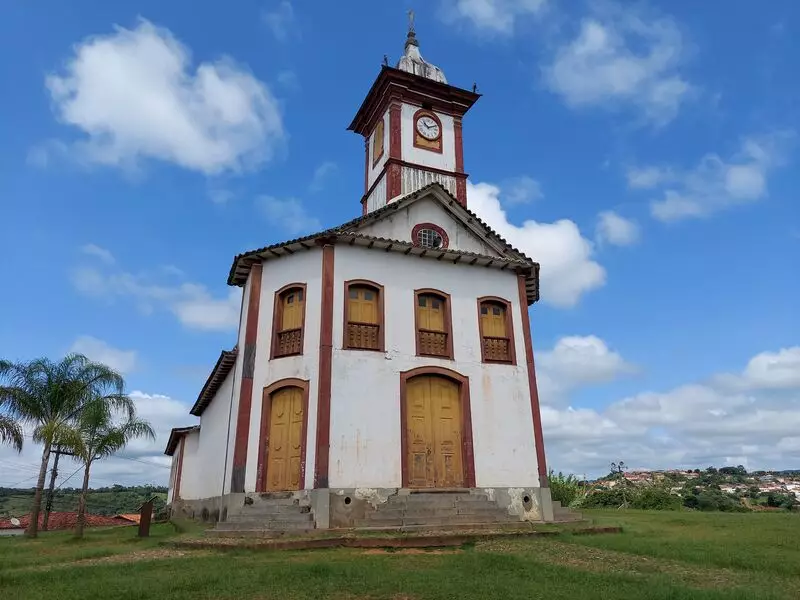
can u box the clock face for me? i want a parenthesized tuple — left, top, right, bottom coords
(416, 115, 440, 140)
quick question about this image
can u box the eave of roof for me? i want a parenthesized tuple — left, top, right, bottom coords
(348, 66, 481, 135)
(164, 425, 200, 456)
(189, 348, 237, 417)
(227, 183, 539, 303)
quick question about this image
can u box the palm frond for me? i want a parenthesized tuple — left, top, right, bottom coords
(0, 414, 23, 452)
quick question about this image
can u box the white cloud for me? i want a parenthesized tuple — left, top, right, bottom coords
(69, 336, 138, 374)
(309, 161, 337, 193)
(70, 251, 241, 332)
(276, 70, 299, 91)
(263, 1, 297, 42)
(542, 6, 691, 125)
(208, 188, 235, 205)
(44, 19, 284, 174)
(540, 345, 800, 476)
(626, 166, 672, 189)
(467, 181, 605, 308)
(441, 0, 548, 35)
(257, 196, 321, 236)
(502, 175, 543, 204)
(643, 132, 793, 222)
(596, 211, 640, 246)
(80, 243, 115, 265)
(0, 390, 195, 488)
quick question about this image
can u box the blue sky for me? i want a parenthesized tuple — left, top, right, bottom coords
(1, 0, 798, 486)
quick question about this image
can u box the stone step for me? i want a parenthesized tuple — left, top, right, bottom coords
(230, 506, 312, 518)
(226, 513, 314, 524)
(215, 519, 314, 531)
(357, 514, 517, 528)
(386, 496, 490, 509)
(207, 528, 315, 538)
(245, 498, 307, 507)
(370, 506, 511, 519)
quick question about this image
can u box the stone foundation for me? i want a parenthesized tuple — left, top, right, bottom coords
(170, 487, 554, 529)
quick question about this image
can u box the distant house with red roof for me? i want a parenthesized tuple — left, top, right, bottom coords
(0, 512, 132, 535)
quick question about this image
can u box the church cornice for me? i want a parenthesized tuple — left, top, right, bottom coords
(348, 66, 480, 136)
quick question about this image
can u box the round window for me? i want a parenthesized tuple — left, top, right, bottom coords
(417, 228, 444, 249)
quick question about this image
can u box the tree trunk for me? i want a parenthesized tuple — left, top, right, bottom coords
(75, 462, 91, 539)
(42, 448, 62, 532)
(25, 441, 52, 538)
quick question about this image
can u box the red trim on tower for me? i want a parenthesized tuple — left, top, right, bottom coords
(314, 242, 335, 488)
(389, 103, 402, 160)
(230, 262, 263, 492)
(454, 117, 467, 207)
(364, 138, 369, 194)
(174, 436, 186, 501)
(517, 272, 549, 488)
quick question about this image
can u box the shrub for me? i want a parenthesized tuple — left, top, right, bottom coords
(630, 487, 681, 511)
(548, 469, 582, 507)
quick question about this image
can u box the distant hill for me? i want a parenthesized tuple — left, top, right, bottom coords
(0, 485, 167, 518)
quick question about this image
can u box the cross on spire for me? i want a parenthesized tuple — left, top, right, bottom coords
(405, 9, 419, 48)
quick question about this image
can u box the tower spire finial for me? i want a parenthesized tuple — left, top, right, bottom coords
(405, 9, 418, 47)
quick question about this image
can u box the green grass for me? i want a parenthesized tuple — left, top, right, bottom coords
(0, 510, 797, 599)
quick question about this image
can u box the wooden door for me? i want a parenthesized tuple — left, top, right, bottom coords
(265, 387, 305, 491)
(480, 303, 506, 337)
(405, 375, 464, 488)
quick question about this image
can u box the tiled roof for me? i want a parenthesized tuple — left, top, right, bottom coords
(190, 348, 237, 417)
(0, 512, 131, 530)
(164, 425, 200, 456)
(227, 183, 539, 302)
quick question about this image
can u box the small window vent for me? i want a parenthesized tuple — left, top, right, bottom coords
(417, 228, 443, 249)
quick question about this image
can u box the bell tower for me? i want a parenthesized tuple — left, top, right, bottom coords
(348, 12, 480, 215)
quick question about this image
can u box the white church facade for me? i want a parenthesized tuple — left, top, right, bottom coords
(166, 23, 556, 530)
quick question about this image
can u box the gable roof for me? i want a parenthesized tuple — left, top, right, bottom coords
(190, 348, 237, 417)
(228, 183, 540, 303)
(164, 425, 200, 456)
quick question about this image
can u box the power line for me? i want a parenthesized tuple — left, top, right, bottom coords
(111, 454, 171, 470)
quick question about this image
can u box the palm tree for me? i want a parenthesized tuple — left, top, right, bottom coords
(0, 411, 23, 452)
(0, 354, 131, 538)
(71, 402, 154, 538)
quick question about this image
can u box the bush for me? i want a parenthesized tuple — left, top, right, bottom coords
(578, 487, 627, 508)
(548, 470, 582, 507)
(630, 487, 681, 511)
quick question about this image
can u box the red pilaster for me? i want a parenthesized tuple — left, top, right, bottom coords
(174, 436, 186, 500)
(517, 272, 549, 488)
(230, 262, 263, 492)
(389, 103, 402, 159)
(454, 117, 467, 207)
(314, 243, 335, 488)
(364, 138, 370, 194)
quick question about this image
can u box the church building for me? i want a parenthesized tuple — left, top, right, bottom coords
(165, 21, 558, 531)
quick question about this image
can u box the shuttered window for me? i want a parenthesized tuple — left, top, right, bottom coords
(415, 290, 453, 359)
(478, 298, 515, 364)
(344, 282, 383, 351)
(272, 286, 306, 358)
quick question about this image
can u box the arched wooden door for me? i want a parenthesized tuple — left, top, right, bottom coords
(405, 375, 465, 488)
(265, 386, 305, 491)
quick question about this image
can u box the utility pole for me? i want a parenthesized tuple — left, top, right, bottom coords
(42, 446, 62, 531)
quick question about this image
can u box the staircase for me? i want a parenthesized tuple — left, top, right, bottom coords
(353, 489, 518, 529)
(551, 500, 583, 522)
(212, 492, 315, 536)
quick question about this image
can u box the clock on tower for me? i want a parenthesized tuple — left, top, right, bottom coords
(348, 15, 480, 215)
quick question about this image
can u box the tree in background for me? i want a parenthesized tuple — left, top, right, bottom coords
(0, 354, 130, 538)
(70, 401, 154, 538)
(0, 406, 23, 452)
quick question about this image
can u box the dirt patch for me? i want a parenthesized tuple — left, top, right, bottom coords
(361, 548, 462, 555)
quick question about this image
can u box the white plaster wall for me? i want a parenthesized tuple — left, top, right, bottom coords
(245, 250, 323, 491)
(365, 173, 386, 213)
(401, 104, 455, 172)
(177, 431, 201, 499)
(357, 196, 501, 256)
(329, 245, 539, 489)
(367, 109, 390, 189)
(194, 367, 236, 499)
(167, 447, 179, 504)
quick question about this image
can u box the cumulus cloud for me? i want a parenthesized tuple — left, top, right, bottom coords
(441, 0, 548, 35)
(502, 175, 543, 205)
(542, 5, 691, 125)
(44, 19, 284, 174)
(467, 181, 605, 308)
(639, 132, 794, 222)
(309, 161, 337, 193)
(596, 211, 640, 246)
(540, 345, 800, 476)
(70, 250, 241, 332)
(69, 336, 138, 374)
(257, 196, 321, 236)
(80, 243, 116, 265)
(262, 1, 297, 42)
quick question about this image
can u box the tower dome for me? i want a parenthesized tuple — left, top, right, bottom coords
(395, 13, 447, 84)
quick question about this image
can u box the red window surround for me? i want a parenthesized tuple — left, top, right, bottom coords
(411, 223, 449, 249)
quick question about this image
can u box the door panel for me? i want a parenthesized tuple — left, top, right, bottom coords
(266, 387, 304, 491)
(405, 375, 464, 488)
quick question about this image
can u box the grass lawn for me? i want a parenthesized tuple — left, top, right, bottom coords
(0, 510, 797, 599)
